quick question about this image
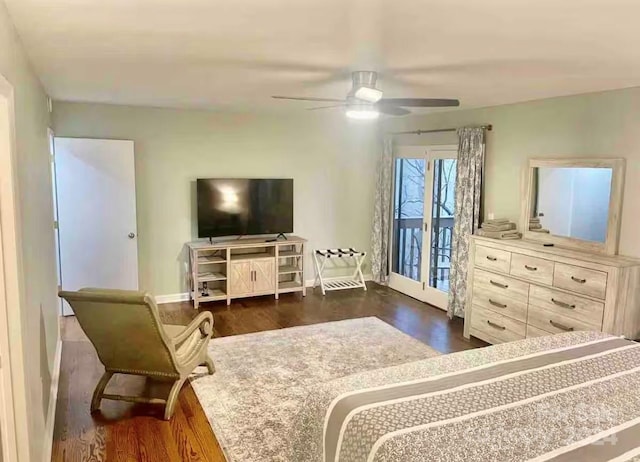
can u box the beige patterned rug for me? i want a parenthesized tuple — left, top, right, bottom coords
(189, 317, 439, 461)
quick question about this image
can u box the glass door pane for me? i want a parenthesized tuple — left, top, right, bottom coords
(392, 158, 425, 282)
(428, 158, 457, 292)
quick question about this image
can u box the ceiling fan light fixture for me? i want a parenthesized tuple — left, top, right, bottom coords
(345, 105, 379, 120)
(354, 86, 383, 103)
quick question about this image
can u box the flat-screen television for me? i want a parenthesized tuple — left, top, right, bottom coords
(197, 178, 293, 238)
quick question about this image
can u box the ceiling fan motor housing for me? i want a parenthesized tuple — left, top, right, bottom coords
(351, 70, 378, 89)
(348, 71, 381, 105)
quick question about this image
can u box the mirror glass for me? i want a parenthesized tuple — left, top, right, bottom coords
(530, 167, 613, 243)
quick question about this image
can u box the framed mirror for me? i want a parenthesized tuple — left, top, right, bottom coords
(520, 158, 625, 255)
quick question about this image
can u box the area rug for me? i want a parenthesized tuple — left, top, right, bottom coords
(189, 317, 439, 462)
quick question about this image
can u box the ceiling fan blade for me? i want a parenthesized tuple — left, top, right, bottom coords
(376, 105, 411, 116)
(378, 98, 460, 107)
(272, 96, 345, 102)
(307, 104, 347, 111)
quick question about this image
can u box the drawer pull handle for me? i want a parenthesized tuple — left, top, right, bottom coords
(549, 320, 574, 332)
(571, 276, 587, 284)
(489, 280, 508, 289)
(551, 298, 576, 310)
(524, 265, 538, 271)
(486, 256, 498, 262)
(487, 320, 506, 330)
(489, 299, 507, 308)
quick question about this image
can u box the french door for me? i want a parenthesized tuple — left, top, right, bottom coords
(388, 145, 458, 309)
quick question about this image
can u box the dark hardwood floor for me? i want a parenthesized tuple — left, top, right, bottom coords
(52, 283, 487, 461)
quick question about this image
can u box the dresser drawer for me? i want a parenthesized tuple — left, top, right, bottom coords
(510, 253, 554, 285)
(470, 305, 526, 343)
(473, 271, 528, 323)
(528, 285, 604, 327)
(475, 245, 511, 273)
(527, 305, 601, 334)
(553, 263, 608, 299)
(473, 269, 529, 304)
(526, 324, 555, 338)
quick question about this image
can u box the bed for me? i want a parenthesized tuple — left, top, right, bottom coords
(290, 331, 640, 462)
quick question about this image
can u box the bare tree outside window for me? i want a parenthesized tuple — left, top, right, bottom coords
(392, 158, 456, 291)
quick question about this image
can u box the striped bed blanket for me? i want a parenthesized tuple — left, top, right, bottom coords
(290, 331, 640, 462)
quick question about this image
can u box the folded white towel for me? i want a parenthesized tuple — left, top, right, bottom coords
(482, 222, 516, 232)
(484, 218, 510, 225)
(477, 229, 522, 240)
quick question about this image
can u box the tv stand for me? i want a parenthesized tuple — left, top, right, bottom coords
(276, 233, 287, 240)
(187, 236, 307, 308)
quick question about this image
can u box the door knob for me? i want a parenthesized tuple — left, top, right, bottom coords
(128, 232, 136, 239)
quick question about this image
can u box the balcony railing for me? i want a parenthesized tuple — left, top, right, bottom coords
(392, 216, 454, 290)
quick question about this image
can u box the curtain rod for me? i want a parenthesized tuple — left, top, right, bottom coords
(390, 124, 492, 136)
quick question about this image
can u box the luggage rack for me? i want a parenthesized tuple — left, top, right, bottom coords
(313, 248, 367, 295)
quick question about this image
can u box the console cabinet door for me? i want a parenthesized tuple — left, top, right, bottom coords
(252, 259, 275, 293)
(229, 261, 253, 296)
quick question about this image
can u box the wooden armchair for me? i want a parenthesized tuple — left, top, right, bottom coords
(58, 288, 215, 420)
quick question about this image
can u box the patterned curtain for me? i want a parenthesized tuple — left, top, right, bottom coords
(447, 127, 486, 319)
(370, 136, 394, 284)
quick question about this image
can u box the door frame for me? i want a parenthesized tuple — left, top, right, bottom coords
(48, 128, 64, 315)
(0, 73, 31, 461)
(388, 144, 458, 309)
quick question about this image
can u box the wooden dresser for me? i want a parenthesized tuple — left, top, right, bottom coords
(464, 236, 640, 344)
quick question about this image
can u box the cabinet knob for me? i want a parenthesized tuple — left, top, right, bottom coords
(128, 232, 136, 239)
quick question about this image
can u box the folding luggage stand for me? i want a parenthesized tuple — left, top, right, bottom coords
(313, 248, 367, 295)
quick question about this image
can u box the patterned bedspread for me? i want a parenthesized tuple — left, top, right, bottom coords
(290, 331, 640, 462)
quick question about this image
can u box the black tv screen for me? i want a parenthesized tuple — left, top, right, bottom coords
(197, 178, 293, 238)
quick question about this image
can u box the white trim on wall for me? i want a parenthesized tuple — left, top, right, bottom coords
(0, 72, 31, 462)
(155, 274, 373, 304)
(41, 338, 62, 462)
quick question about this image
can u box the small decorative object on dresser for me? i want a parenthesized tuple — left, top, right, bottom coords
(187, 236, 306, 308)
(465, 158, 640, 343)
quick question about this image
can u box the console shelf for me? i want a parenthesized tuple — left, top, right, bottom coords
(187, 236, 307, 308)
(278, 265, 303, 274)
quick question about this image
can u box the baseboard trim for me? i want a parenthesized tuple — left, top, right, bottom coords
(155, 274, 373, 305)
(42, 337, 62, 462)
(155, 293, 191, 304)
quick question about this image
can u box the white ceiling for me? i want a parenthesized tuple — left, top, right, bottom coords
(6, 0, 640, 113)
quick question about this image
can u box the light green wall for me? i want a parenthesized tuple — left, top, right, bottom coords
(0, 1, 59, 460)
(53, 103, 379, 295)
(385, 87, 640, 258)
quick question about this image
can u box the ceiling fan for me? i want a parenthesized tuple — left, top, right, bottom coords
(272, 70, 459, 119)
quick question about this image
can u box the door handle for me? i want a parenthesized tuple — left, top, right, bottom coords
(424, 222, 428, 232)
(128, 232, 136, 239)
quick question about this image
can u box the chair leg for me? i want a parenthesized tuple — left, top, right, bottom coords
(164, 377, 186, 420)
(91, 371, 114, 413)
(203, 356, 215, 375)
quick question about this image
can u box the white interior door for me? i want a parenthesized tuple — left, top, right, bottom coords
(55, 138, 138, 316)
(388, 145, 458, 309)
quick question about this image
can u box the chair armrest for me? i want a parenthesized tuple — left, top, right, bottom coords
(171, 312, 214, 346)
